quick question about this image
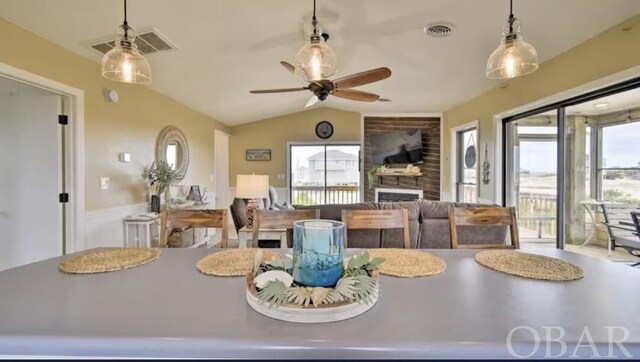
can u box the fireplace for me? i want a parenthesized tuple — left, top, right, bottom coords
(375, 188, 423, 202)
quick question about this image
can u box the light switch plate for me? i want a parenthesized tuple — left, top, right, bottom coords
(100, 177, 110, 190)
(119, 152, 131, 163)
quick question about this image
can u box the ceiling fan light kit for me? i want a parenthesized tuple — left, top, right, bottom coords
(101, 0, 152, 84)
(486, 0, 539, 80)
(295, 0, 337, 82)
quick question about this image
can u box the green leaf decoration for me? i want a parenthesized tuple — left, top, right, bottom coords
(257, 280, 288, 308)
(285, 287, 313, 307)
(266, 258, 293, 270)
(353, 275, 378, 304)
(366, 257, 385, 271)
(347, 251, 370, 270)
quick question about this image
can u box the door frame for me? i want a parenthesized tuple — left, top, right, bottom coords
(450, 120, 479, 203)
(0, 63, 85, 253)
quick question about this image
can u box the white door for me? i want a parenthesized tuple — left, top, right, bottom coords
(0, 76, 65, 271)
(214, 130, 230, 236)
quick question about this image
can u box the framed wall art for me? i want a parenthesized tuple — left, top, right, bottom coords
(246, 149, 272, 161)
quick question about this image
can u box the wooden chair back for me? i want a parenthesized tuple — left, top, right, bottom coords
(160, 209, 228, 248)
(252, 209, 320, 248)
(341, 209, 410, 249)
(449, 207, 519, 249)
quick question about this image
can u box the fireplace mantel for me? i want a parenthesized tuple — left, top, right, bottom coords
(375, 188, 423, 202)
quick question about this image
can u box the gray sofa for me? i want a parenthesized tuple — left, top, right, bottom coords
(299, 200, 508, 249)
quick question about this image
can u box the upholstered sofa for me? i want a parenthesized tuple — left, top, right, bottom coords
(298, 200, 508, 249)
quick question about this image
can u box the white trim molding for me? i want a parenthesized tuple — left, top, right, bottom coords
(0, 62, 85, 253)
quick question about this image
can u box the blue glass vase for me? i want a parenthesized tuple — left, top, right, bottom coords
(292, 220, 344, 287)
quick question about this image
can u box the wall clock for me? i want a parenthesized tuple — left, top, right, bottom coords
(315, 121, 334, 139)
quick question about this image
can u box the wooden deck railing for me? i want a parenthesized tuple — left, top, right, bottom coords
(292, 185, 360, 205)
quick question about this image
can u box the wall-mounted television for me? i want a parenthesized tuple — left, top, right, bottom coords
(370, 128, 424, 165)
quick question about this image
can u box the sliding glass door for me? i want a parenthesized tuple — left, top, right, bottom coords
(503, 77, 640, 254)
(289, 143, 361, 205)
(505, 114, 558, 246)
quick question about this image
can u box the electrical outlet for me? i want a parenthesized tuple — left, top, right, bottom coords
(99, 177, 110, 190)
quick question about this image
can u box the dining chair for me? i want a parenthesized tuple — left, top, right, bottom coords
(341, 209, 410, 249)
(252, 209, 321, 248)
(160, 209, 229, 248)
(448, 206, 519, 249)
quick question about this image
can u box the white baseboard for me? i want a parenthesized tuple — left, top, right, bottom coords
(84, 203, 149, 250)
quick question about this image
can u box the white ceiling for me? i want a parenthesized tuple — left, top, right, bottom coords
(1, 0, 639, 125)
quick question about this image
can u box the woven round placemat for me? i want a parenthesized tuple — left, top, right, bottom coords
(475, 250, 584, 281)
(59, 248, 161, 274)
(197, 249, 282, 276)
(367, 249, 446, 277)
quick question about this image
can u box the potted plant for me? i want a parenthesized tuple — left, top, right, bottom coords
(143, 161, 183, 213)
(367, 165, 383, 189)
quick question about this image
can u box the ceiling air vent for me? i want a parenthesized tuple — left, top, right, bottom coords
(84, 27, 177, 56)
(423, 22, 455, 38)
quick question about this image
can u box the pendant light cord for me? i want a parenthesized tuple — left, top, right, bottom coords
(508, 0, 514, 33)
(123, 0, 128, 25)
(311, 0, 318, 34)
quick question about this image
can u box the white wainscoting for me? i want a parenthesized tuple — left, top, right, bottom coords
(84, 203, 149, 250)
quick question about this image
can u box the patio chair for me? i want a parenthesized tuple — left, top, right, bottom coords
(602, 204, 640, 265)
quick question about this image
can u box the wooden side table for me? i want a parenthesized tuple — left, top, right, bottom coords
(237, 226, 287, 249)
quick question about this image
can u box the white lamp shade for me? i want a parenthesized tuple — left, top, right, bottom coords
(236, 175, 269, 199)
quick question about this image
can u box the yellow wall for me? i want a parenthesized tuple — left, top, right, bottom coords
(443, 15, 640, 201)
(0, 17, 229, 211)
(229, 107, 361, 187)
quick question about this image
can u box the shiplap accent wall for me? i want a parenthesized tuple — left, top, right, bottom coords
(364, 116, 441, 202)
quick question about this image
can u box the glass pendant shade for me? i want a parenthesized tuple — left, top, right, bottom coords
(486, 18, 538, 79)
(101, 25, 152, 84)
(295, 35, 337, 82)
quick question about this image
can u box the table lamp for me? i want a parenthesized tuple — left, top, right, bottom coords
(236, 174, 269, 228)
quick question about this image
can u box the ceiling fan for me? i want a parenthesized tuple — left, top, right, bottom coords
(250, 62, 392, 108)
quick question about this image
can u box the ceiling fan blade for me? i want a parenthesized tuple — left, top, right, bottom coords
(333, 89, 380, 102)
(250, 87, 308, 94)
(280, 61, 296, 74)
(305, 95, 319, 108)
(333, 67, 392, 90)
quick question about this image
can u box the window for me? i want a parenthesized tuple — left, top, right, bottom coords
(456, 128, 477, 203)
(289, 144, 361, 205)
(598, 120, 640, 204)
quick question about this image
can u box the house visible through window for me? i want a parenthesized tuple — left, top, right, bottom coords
(289, 144, 361, 205)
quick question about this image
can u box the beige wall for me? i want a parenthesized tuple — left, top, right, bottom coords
(229, 107, 361, 187)
(443, 15, 640, 202)
(0, 17, 230, 211)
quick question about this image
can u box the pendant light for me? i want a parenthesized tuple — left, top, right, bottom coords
(295, 0, 337, 82)
(486, 0, 538, 79)
(101, 0, 152, 84)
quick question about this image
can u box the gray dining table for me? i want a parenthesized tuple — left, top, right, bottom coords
(0, 248, 639, 359)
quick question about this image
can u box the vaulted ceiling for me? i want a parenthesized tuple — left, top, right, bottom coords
(1, 0, 639, 125)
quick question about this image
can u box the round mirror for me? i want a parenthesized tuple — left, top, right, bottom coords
(155, 126, 189, 178)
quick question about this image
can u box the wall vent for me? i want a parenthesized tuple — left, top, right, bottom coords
(423, 22, 455, 38)
(84, 27, 177, 56)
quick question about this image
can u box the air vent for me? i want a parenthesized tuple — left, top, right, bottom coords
(84, 27, 177, 56)
(377, 98, 392, 103)
(423, 22, 455, 38)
